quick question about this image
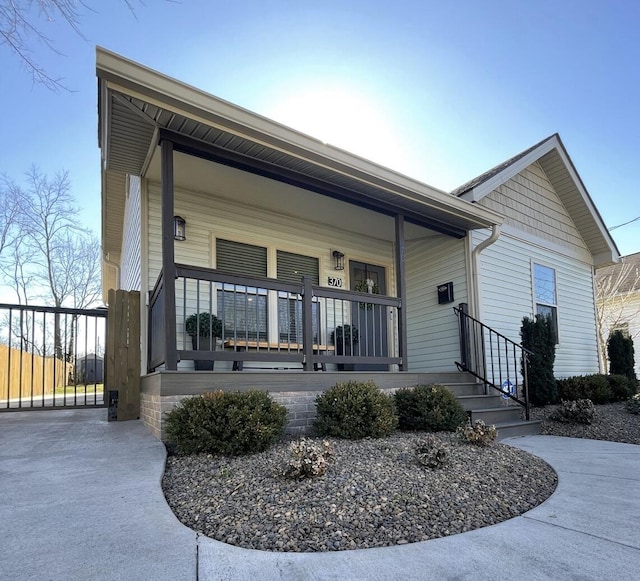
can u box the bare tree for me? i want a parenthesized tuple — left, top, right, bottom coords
(1, 0, 143, 90)
(0, 174, 24, 258)
(595, 260, 640, 372)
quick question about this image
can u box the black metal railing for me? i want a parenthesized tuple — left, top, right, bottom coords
(454, 303, 532, 420)
(147, 264, 401, 372)
(0, 303, 108, 410)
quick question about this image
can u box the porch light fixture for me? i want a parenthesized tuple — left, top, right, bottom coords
(332, 250, 345, 270)
(174, 215, 186, 241)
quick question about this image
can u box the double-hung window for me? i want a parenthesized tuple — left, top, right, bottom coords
(533, 263, 558, 341)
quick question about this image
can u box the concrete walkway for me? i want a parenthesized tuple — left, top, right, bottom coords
(0, 409, 638, 580)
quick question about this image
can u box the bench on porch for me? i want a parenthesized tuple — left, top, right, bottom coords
(223, 339, 334, 371)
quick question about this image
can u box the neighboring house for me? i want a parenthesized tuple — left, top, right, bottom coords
(75, 354, 104, 385)
(595, 252, 640, 374)
(96, 48, 619, 437)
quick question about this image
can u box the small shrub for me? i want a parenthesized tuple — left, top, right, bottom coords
(395, 384, 468, 432)
(556, 374, 612, 405)
(457, 419, 497, 446)
(282, 438, 334, 479)
(164, 389, 287, 455)
(607, 374, 637, 402)
(626, 393, 640, 415)
(314, 380, 398, 439)
(549, 399, 596, 425)
(414, 434, 448, 469)
(607, 330, 637, 382)
(185, 312, 222, 338)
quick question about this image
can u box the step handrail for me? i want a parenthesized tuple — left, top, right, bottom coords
(454, 303, 532, 421)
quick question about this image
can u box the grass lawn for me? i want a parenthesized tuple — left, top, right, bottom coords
(54, 383, 104, 395)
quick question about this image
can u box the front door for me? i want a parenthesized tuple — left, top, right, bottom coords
(349, 261, 388, 371)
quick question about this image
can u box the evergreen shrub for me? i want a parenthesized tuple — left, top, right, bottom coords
(607, 330, 637, 382)
(395, 384, 468, 432)
(314, 381, 397, 439)
(520, 314, 557, 406)
(164, 390, 286, 455)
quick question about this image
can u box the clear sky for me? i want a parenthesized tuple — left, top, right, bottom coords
(1, 0, 638, 256)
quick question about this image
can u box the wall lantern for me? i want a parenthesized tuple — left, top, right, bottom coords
(174, 215, 186, 241)
(332, 250, 345, 270)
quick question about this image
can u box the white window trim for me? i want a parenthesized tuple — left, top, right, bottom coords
(531, 260, 560, 344)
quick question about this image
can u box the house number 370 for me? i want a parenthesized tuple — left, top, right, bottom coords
(327, 277, 344, 288)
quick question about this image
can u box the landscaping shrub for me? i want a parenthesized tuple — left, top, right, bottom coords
(556, 374, 611, 405)
(549, 399, 596, 425)
(395, 384, 468, 432)
(626, 393, 640, 415)
(414, 434, 448, 469)
(521, 314, 557, 406)
(314, 380, 397, 439)
(607, 330, 637, 382)
(164, 389, 287, 456)
(607, 374, 637, 402)
(457, 419, 498, 446)
(282, 438, 334, 480)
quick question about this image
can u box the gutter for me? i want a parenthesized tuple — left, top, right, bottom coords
(470, 224, 501, 320)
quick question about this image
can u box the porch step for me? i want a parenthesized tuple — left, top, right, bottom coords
(456, 394, 504, 410)
(493, 420, 542, 441)
(470, 406, 522, 425)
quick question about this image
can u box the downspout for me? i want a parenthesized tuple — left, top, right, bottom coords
(470, 224, 501, 323)
(104, 253, 121, 299)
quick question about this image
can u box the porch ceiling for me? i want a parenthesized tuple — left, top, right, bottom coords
(97, 47, 503, 256)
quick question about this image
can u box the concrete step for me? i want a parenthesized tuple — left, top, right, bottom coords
(470, 406, 522, 425)
(444, 382, 486, 397)
(494, 420, 542, 441)
(457, 394, 504, 410)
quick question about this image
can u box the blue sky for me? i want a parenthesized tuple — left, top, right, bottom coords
(1, 0, 638, 255)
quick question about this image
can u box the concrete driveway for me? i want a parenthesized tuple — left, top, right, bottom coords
(1, 409, 638, 580)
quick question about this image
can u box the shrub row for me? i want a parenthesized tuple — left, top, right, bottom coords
(555, 374, 637, 405)
(165, 381, 473, 455)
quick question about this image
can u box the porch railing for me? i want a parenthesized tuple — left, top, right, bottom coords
(147, 264, 402, 372)
(454, 303, 532, 420)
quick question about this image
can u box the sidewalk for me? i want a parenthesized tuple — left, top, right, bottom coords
(1, 409, 638, 580)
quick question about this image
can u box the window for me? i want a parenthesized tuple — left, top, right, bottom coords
(276, 250, 319, 343)
(533, 263, 558, 340)
(216, 239, 268, 339)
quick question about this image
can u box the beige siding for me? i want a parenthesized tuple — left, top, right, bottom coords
(475, 230, 600, 378)
(120, 176, 142, 291)
(406, 236, 468, 372)
(479, 162, 589, 253)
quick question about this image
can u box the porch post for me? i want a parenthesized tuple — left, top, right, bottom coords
(161, 139, 178, 371)
(301, 276, 314, 372)
(395, 214, 408, 371)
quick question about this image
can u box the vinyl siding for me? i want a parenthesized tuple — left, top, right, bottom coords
(474, 229, 600, 378)
(406, 236, 468, 372)
(120, 175, 142, 291)
(479, 162, 589, 253)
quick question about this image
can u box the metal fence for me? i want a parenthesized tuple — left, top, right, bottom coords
(0, 303, 108, 410)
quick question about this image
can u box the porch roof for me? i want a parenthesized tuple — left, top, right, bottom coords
(96, 47, 503, 259)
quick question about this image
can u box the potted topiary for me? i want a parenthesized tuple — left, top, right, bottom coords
(185, 312, 222, 371)
(330, 324, 359, 371)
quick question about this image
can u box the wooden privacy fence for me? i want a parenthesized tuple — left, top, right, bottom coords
(0, 344, 72, 400)
(106, 290, 141, 420)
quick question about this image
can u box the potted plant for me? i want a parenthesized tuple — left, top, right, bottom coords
(330, 324, 359, 371)
(185, 312, 222, 371)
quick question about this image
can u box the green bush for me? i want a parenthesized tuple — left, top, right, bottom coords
(607, 374, 637, 401)
(556, 374, 611, 405)
(164, 390, 286, 455)
(314, 381, 397, 439)
(626, 394, 640, 415)
(185, 312, 222, 338)
(521, 314, 557, 406)
(550, 399, 596, 424)
(607, 330, 637, 382)
(395, 384, 468, 432)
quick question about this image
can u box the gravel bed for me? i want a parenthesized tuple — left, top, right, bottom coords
(530, 401, 640, 445)
(162, 432, 557, 552)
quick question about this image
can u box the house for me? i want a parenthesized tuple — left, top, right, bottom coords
(96, 48, 619, 438)
(595, 252, 640, 374)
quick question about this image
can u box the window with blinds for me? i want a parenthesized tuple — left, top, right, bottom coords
(276, 250, 319, 342)
(215, 239, 268, 339)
